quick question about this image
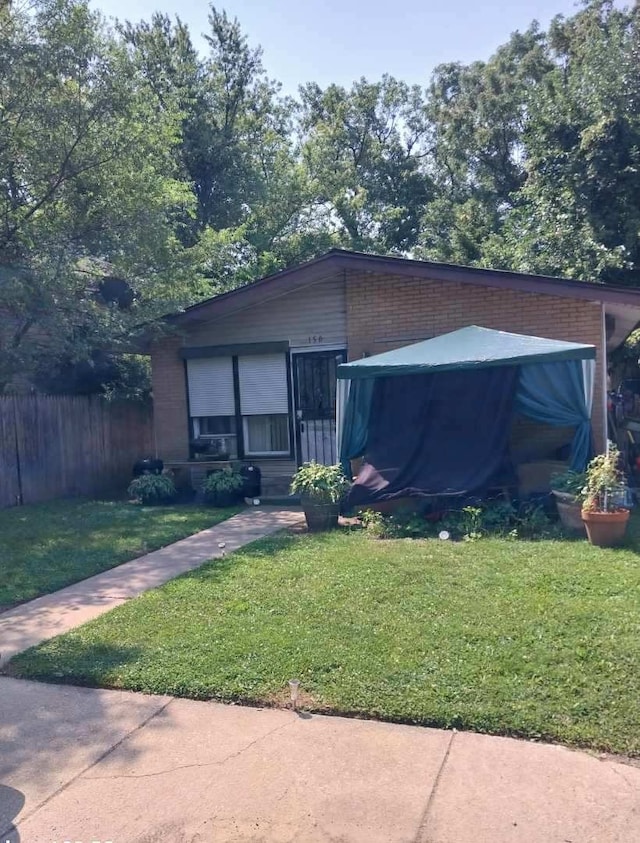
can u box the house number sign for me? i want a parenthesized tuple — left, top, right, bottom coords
(307, 335, 324, 344)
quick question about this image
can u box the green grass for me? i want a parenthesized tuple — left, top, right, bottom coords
(8, 524, 640, 756)
(0, 499, 239, 610)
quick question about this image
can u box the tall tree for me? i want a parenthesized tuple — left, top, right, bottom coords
(121, 7, 311, 287)
(418, 26, 552, 264)
(299, 75, 433, 254)
(485, 1, 640, 285)
(0, 0, 198, 392)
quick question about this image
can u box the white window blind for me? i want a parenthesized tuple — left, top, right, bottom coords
(238, 354, 289, 415)
(187, 357, 235, 417)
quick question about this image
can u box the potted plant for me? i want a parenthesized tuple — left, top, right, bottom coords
(127, 471, 177, 505)
(290, 461, 350, 531)
(580, 444, 631, 547)
(550, 469, 587, 533)
(201, 467, 243, 507)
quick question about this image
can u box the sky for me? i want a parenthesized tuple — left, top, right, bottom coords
(92, 0, 602, 95)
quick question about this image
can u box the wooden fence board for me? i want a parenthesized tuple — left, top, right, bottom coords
(0, 398, 20, 508)
(0, 395, 154, 508)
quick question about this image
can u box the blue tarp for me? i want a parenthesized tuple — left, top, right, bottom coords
(516, 360, 592, 472)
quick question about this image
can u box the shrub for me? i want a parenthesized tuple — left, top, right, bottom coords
(290, 462, 350, 503)
(360, 509, 393, 538)
(201, 467, 243, 505)
(361, 508, 435, 539)
(550, 470, 587, 496)
(127, 472, 176, 505)
(361, 500, 557, 541)
(512, 503, 557, 539)
(581, 444, 628, 512)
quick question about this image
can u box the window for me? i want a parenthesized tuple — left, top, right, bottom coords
(193, 416, 238, 459)
(243, 414, 290, 455)
(196, 416, 234, 436)
(238, 354, 290, 455)
(186, 352, 291, 458)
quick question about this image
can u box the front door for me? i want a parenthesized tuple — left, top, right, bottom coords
(293, 350, 346, 465)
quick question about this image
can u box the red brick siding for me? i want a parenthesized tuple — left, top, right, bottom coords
(150, 335, 190, 460)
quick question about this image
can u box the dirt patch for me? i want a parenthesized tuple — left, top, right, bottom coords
(261, 685, 326, 713)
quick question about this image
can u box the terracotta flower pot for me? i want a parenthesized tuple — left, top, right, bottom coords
(551, 490, 585, 534)
(581, 508, 630, 547)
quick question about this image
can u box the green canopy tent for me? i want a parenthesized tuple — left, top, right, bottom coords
(336, 326, 596, 505)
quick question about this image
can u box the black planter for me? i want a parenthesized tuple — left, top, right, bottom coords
(206, 489, 242, 508)
(132, 458, 163, 477)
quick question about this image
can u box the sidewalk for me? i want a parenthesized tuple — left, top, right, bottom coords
(1, 676, 639, 843)
(0, 507, 303, 667)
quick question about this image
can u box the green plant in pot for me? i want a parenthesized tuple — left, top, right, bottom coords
(290, 461, 350, 531)
(580, 444, 631, 547)
(127, 472, 177, 505)
(201, 467, 243, 507)
(550, 469, 587, 533)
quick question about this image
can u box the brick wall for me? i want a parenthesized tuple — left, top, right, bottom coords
(345, 270, 605, 450)
(150, 334, 190, 460)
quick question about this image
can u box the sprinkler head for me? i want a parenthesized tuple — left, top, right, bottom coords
(288, 679, 300, 709)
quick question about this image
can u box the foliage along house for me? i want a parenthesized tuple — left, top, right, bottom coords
(149, 249, 640, 497)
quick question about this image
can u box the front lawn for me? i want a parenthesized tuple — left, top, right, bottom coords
(0, 499, 239, 610)
(8, 527, 640, 756)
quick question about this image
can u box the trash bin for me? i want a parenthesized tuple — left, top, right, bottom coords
(240, 464, 261, 499)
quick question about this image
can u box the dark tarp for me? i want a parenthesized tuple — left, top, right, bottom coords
(346, 366, 519, 508)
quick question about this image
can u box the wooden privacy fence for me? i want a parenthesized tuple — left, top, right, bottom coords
(0, 395, 154, 508)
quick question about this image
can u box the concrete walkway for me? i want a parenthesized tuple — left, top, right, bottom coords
(1, 677, 639, 843)
(0, 507, 303, 667)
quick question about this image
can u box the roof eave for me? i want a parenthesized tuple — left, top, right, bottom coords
(165, 249, 640, 327)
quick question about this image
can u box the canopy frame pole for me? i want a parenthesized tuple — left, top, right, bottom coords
(602, 305, 609, 454)
(336, 377, 350, 465)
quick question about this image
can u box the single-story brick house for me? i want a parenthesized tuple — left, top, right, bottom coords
(150, 249, 640, 496)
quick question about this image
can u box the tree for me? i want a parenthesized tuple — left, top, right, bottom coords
(4, 0, 638, 400)
(299, 75, 433, 254)
(0, 0, 199, 392)
(485, 1, 640, 285)
(420, 1, 640, 285)
(121, 7, 315, 288)
(418, 26, 551, 264)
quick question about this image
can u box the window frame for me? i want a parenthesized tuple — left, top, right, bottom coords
(192, 416, 236, 438)
(242, 413, 291, 457)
